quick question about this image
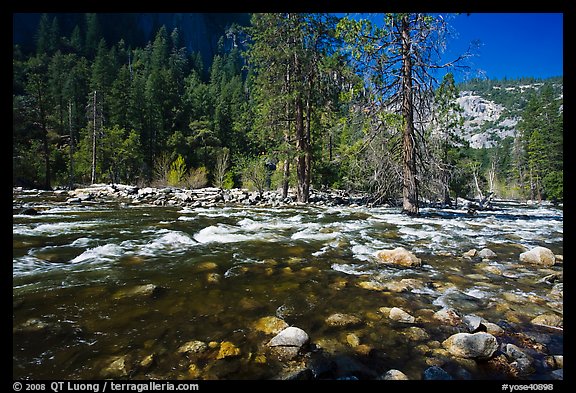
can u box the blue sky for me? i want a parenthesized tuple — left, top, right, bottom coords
(442, 13, 563, 82)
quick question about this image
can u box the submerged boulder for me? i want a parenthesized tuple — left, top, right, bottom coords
(375, 247, 422, 268)
(253, 316, 289, 335)
(325, 313, 363, 328)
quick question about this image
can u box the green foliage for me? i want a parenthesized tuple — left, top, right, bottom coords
(167, 154, 187, 187)
(12, 13, 562, 205)
(239, 155, 269, 195)
(542, 171, 563, 201)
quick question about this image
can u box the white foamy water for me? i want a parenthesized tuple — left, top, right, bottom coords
(194, 224, 258, 244)
(70, 243, 125, 263)
(13, 194, 563, 290)
(134, 230, 198, 255)
(291, 227, 341, 241)
(13, 221, 100, 237)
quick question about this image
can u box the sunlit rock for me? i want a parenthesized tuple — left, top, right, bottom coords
(216, 341, 241, 359)
(462, 249, 477, 258)
(388, 307, 416, 324)
(380, 369, 409, 380)
(101, 355, 129, 378)
(545, 355, 563, 369)
(483, 322, 505, 336)
(442, 332, 498, 360)
(193, 261, 218, 271)
(346, 333, 360, 348)
(375, 247, 422, 268)
(520, 246, 556, 266)
(531, 313, 563, 328)
(433, 308, 462, 326)
(478, 248, 497, 259)
(267, 326, 309, 361)
(253, 316, 288, 335)
(177, 340, 208, 355)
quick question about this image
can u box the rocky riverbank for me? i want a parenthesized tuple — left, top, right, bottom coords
(14, 183, 561, 213)
(60, 184, 374, 209)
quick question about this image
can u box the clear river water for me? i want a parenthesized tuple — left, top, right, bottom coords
(12, 188, 563, 380)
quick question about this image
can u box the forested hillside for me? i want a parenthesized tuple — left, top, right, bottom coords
(12, 13, 563, 206)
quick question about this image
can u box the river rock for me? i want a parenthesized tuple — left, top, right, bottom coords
(177, 340, 208, 355)
(374, 247, 422, 268)
(101, 355, 129, 378)
(401, 326, 430, 341)
(253, 316, 289, 335)
(478, 248, 497, 259)
(381, 278, 425, 293)
(504, 344, 534, 375)
(422, 366, 453, 380)
(433, 308, 462, 326)
(531, 313, 563, 328)
(325, 313, 363, 328)
(346, 333, 360, 347)
(463, 314, 484, 332)
(112, 284, 160, 300)
(13, 318, 52, 334)
(483, 322, 504, 336)
(389, 307, 416, 324)
(519, 246, 556, 266)
(380, 369, 409, 380)
(433, 288, 488, 313)
(545, 355, 563, 369)
(269, 326, 309, 347)
(216, 341, 241, 359)
(267, 326, 309, 361)
(442, 332, 498, 360)
(462, 249, 477, 258)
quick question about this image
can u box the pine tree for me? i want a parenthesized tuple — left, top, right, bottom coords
(337, 13, 472, 215)
(246, 13, 339, 202)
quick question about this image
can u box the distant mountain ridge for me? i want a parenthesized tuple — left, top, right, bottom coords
(455, 77, 563, 149)
(13, 13, 250, 69)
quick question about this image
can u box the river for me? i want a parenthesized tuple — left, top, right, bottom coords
(12, 187, 563, 380)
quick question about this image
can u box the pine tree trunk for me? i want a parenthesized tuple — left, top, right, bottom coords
(295, 94, 309, 203)
(401, 16, 419, 215)
(282, 159, 290, 199)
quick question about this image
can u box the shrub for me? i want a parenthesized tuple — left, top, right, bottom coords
(185, 166, 208, 189)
